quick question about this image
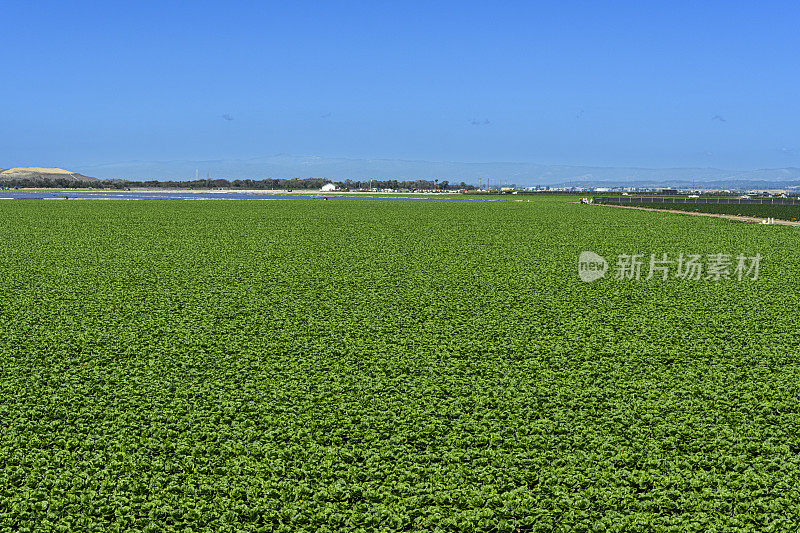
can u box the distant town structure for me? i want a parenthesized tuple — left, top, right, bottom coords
(320, 183, 337, 192)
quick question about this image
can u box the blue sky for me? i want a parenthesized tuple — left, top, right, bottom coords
(2, 0, 799, 174)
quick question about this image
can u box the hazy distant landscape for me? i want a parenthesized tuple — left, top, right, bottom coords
(6, 158, 800, 191)
(64, 154, 800, 189)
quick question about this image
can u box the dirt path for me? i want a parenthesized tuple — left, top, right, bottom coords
(592, 203, 800, 226)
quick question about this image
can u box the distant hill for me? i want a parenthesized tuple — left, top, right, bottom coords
(0, 167, 98, 183)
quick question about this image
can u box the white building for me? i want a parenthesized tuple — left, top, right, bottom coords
(321, 183, 337, 192)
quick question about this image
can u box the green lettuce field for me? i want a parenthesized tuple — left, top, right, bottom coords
(1, 198, 799, 531)
(618, 202, 800, 222)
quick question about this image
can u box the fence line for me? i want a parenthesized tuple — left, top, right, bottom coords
(592, 197, 800, 206)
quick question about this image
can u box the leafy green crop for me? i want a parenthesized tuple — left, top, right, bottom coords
(618, 201, 800, 221)
(1, 198, 799, 531)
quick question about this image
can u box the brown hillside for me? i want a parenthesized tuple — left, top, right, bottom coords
(0, 167, 98, 182)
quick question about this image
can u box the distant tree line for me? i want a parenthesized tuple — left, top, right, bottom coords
(1, 177, 329, 189)
(1, 177, 476, 190)
(333, 179, 475, 190)
(0, 178, 110, 188)
(136, 178, 331, 189)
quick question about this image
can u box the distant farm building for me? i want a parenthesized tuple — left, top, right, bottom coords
(321, 183, 337, 192)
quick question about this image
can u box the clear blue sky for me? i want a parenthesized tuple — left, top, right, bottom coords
(2, 0, 799, 172)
